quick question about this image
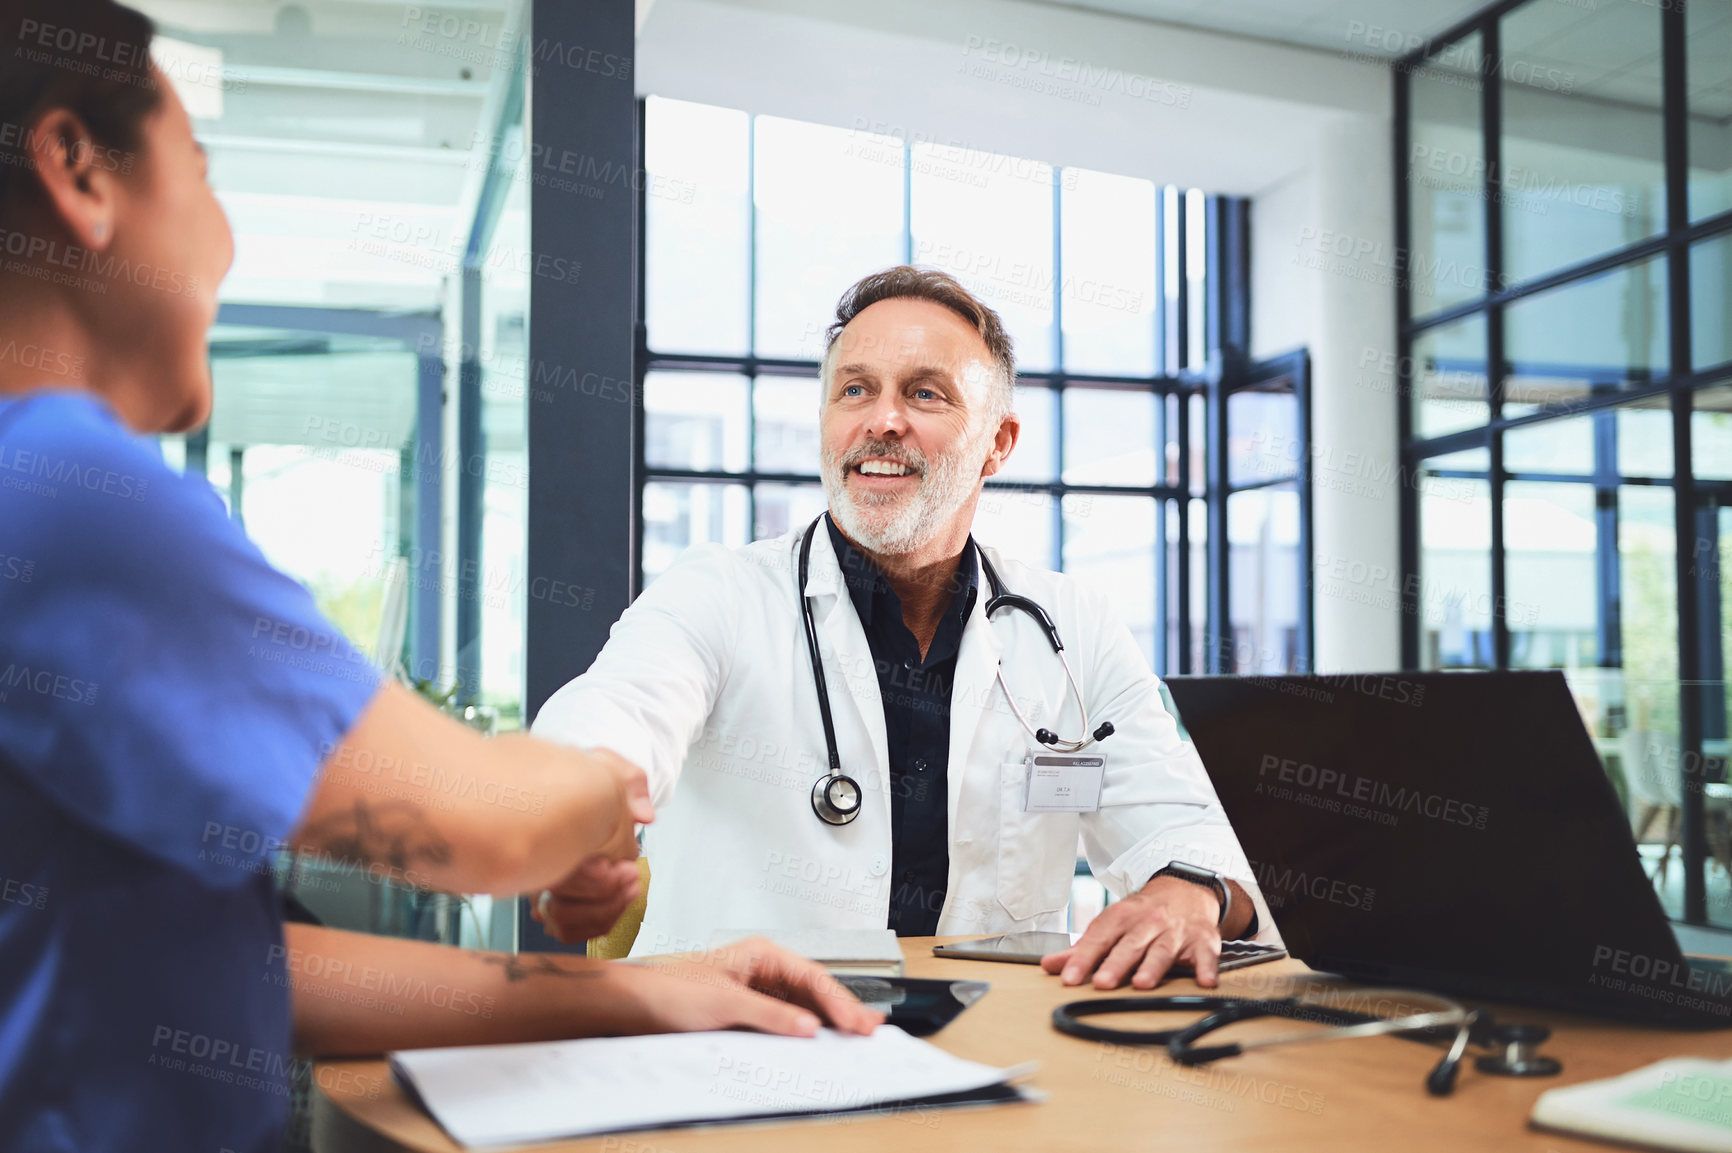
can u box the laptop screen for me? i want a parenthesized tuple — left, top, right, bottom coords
(1164, 670, 1702, 1021)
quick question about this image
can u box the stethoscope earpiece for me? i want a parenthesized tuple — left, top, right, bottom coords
(1426, 1008, 1481, 1096)
(978, 550, 1113, 756)
(1425, 1053, 1463, 1096)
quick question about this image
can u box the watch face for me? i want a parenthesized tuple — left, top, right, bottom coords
(830, 778, 860, 811)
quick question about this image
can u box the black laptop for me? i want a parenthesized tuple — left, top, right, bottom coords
(1164, 670, 1732, 1027)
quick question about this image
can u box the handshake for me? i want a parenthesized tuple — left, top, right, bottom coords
(526, 745, 655, 946)
(288, 683, 883, 1041)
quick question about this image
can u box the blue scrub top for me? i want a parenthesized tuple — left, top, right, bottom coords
(0, 390, 381, 1153)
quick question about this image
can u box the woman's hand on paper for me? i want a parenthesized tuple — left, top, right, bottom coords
(621, 937, 885, 1038)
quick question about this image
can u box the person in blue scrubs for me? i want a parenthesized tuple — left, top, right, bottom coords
(0, 3, 876, 1151)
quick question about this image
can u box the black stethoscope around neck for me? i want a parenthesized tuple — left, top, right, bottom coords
(797, 515, 1115, 826)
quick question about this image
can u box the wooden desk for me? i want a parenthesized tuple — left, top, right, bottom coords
(312, 940, 1732, 1152)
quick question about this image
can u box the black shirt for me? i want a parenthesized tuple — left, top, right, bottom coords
(825, 515, 978, 936)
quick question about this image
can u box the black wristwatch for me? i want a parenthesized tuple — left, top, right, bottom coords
(1151, 862, 1231, 930)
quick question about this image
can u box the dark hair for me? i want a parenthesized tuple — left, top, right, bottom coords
(824, 265, 1016, 412)
(0, 0, 161, 214)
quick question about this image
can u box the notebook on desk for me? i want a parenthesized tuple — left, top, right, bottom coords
(1164, 670, 1732, 1027)
(1531, 1057, 1732, 1150)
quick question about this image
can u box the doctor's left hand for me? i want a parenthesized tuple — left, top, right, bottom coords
(1040, 876, 1230, 990)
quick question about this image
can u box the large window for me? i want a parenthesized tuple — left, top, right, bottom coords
(143, 1, 534, 731)
(136, 2, 531, 994)
(640, 98, 1312, 676)
(1397, 0, 1732, 924)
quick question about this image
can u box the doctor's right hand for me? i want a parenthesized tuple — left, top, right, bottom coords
(532, 852, 643, 944)
(531, 747, 652, 943)
(570, 746, 653, 859)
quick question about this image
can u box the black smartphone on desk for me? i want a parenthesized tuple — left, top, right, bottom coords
(933, 932, 1287, 973)
(833, 975, 989, 1036)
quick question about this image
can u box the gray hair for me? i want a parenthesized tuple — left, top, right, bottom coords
(818, 265, 1015, 421)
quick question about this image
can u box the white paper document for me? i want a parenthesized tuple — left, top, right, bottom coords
(390, 1025, 1024, 1148)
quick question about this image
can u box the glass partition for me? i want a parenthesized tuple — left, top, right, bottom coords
(1695, 235, 1732, 374)
(1409, 312, 1489, 440)
(1503, 258, 1668, 418)
(1226, 484, 1301, 674)
(1406, 34, 1486, 318)
(1499, 0, 1666, 286)
(1687, 0, 1732, 222)
(1417, 461, 1493, 670)
(1400, 0, 1732, 926)
(1698, 385, 1732, 481)
(1504, 481, 1597, 669)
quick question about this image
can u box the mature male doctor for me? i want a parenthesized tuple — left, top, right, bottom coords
(534, 266, 1276, 989)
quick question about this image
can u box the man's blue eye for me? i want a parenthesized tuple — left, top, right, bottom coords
(915, 388, 936, 400)
(843, 385, 864, 397)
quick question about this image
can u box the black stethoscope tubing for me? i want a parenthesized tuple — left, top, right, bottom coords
(1052, 994, 1483, 1096)
(798, 518, 862, 825)
(797, 516, 1114, 828)
(1051, 995, 1375, 1047)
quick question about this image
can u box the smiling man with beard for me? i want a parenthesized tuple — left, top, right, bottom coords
(534, 266, 1278, 989)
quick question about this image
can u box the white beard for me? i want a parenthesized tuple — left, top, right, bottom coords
(822, 430, 992, 556)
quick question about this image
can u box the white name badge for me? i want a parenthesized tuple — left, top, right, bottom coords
(1023, 753, 1106, 813)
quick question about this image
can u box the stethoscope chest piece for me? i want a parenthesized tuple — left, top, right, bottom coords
(794, 513, 1114, 828)
(1474, 1023, 1562, 1077)
(812, 772, 863, 826)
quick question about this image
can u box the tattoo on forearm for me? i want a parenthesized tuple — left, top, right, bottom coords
(295, 800, 453, 887)
(481, 954, 601, 983)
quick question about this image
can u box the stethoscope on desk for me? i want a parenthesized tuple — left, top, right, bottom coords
(1052, 987, 1562, 1096)
(797, 515, 1116, 826)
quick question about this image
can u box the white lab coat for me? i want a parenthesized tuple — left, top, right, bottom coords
(533, 526, 1277, 956)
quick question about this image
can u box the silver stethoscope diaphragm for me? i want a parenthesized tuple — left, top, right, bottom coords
(811, 771, 862, 826)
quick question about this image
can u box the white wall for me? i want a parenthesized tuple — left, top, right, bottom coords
(637, 0, 1385, 193)
(637, 0, 1404, 670)
(1305, 114, 1402, 672)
